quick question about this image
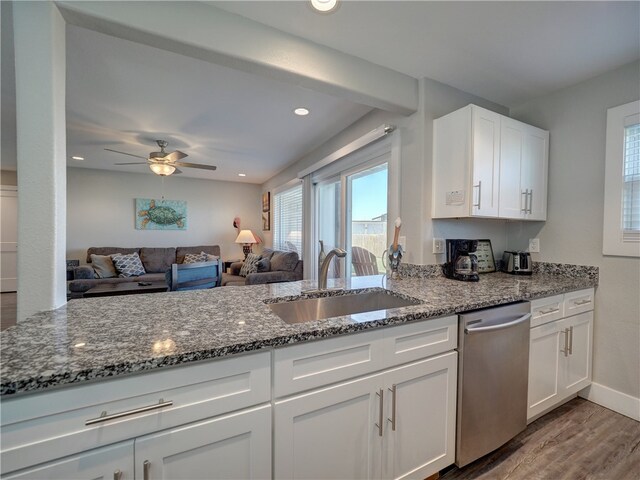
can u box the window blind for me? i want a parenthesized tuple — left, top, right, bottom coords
(623, 123, 640, 235)
(273, 183, 303, 255)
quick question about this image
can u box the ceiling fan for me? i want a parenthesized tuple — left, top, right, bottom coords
(105, 140, 217, 176)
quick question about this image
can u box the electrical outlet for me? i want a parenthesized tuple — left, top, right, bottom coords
(399, 236, 407, 252)
(433, 238, 445, 254)
(529, 238, 540, 253)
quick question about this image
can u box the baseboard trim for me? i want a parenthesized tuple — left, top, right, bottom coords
(579, 382, 640, 421)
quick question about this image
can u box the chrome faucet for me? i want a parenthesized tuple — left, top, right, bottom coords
(318, 248, 347, 290)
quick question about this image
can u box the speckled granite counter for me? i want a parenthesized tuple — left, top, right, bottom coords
(0, 265, 597, 396)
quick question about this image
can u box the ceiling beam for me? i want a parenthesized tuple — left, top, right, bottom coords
(55, 1, 418, 115)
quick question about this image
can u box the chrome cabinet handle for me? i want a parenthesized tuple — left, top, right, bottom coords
(143, 460, 151, 480)
(114, 470, 122, 480)
(568, 326, 574, 355)
(85, 399, 173, 426)
(521, 189, 529, 212)
(375, 389, 384, 437)
(539, 307, 560, 315)
(528, 190, 533, 214)
(573, 298, 591, 306)
(561, 328, 569, 357)
(388, 384, 397, 431)
(473, 181, 482, 209)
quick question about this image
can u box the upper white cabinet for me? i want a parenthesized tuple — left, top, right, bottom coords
(432, 104, 549, 221)
(499, 117, 549, 220)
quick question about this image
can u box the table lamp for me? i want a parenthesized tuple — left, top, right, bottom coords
(235, 229, 258, 259)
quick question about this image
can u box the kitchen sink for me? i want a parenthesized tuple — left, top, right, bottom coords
(268, 290, 421, 324)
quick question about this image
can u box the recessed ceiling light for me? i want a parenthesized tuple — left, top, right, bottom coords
(71, 156, 84, 161)
(294, 107, 310, 116)
(310, 0, 338, 13)
(238, 173, 247, 177)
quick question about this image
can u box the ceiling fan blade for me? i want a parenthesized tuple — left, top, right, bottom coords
(114, 162, 149, 165)
(173, 161, 217, 171)
(173, 168, 183, 175)
(104, 148, 148, 160)
(165, 150, 188, 162)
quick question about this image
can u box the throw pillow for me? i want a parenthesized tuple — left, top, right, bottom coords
(239, 253, 261, 277)
(201, 252, 220, 262)
(111, 252, 146, 277)
(270, 251, 299, 272)
(256, 257, 271, 273)
(90, 254, 118, 279)
(184, 252, 208, 264)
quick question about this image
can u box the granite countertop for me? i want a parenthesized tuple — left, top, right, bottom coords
(0, 263, 598, 396)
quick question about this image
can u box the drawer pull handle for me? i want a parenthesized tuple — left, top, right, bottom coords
(561, 328, 569, 357)
(473, 181, 482, 209)
(114, 470, 123, 480)
(388, 384, 397, 431)
(375, 389, 384, 437)
(539, 307, 560, 315)
(568, 326, 574, 355)
(573, 299, 591, 306)
(86, 399, 173, 426)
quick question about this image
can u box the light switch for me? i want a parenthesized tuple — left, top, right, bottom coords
(529, 238, 540, 253)
(433, 238, 445, 254)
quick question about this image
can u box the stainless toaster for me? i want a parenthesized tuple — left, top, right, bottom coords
(502, 251, 533, 275)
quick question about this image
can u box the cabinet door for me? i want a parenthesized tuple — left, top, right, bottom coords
(471, 106, 500, 217)
(527, 321, 562, 421)
(134, 405, 271, 480)
(499, 118, 525, 219)
(274, 373, 384, 480)
(3, 441, 133, 480)
(560, 311, 593, 395)
(383, 352, 457, 480)
(521, 125, 549, 220)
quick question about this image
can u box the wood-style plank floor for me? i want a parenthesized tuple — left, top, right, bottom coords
(442, 397, 640, 480)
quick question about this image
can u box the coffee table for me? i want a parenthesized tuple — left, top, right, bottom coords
(83, 281, 169, 298)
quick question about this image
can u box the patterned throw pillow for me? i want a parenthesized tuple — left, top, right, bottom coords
(183, 252, 208, 264)
(201, 252, 220, 262)
(111, 252, 146, 277)
(239, 253, 261, 277)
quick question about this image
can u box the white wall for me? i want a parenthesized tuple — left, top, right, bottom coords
(67, 168, 262, 263)
(263, 78, 510, 265)
(509, 61, 640, 400)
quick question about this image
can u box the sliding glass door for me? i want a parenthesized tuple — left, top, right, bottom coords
(314, 156, 389, 281)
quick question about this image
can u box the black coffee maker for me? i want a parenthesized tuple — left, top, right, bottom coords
(443, 239, 480, 282)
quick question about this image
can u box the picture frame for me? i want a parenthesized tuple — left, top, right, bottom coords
(262, 192, 270, 213)
(262, 211, 270, 231)
(476, 239, 496, 273)
(262, 192, 271, 231)
(135, 198, 187, 230)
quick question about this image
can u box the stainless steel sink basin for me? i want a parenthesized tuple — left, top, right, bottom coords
(268, 290, 421, 324)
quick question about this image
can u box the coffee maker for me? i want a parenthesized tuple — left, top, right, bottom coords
(443, 239, 480, 282)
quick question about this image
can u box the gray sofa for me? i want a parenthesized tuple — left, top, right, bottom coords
(221, 249, 303, 286)
(69, 245, 221, 294)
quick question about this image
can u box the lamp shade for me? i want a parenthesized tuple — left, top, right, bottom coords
(235, 229, 257, 244)
(149, 163, 176, 176)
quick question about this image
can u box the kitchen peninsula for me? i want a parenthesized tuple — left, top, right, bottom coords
(1, 263, 597, 479)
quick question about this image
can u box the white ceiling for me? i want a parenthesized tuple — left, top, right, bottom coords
(3, 1, 638, 184)
(214, 1, 640, 108)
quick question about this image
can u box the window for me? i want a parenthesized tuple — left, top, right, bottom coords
(273, 182, 303, 255)
(603, 100, 640, 257)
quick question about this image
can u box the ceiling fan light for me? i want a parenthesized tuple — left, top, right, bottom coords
(310, 0, 338, 13)
(150, 163, 176, 176)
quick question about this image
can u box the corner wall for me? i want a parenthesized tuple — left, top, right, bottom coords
(67, 168, 262, 263)
(509, 61, 640, 402)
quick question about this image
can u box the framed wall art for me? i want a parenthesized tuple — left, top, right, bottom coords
(262, 192, 271, 231)
(135, 198, 187, 230)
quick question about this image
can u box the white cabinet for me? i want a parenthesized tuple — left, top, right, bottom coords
(3, 441, 133, 480)
(528, 289, 594, 421)
(274, 352, 457, 480)
(499, 117, 549, 220)
(135, 405, 271, 480)
(432, 104, 549, 221)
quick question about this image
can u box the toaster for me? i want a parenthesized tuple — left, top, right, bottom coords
(502, 251, 533, 275)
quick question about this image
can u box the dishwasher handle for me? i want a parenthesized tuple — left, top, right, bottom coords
(464, 313, 531, 334)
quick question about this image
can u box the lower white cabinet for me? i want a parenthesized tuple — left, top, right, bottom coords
(528, 311, 593, 421)
(274, 352, 457, 480)
(135, 404, 271, 480)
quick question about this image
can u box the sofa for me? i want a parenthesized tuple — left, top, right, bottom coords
(221, 249, 303, 286)
(69, 245, 221, 295)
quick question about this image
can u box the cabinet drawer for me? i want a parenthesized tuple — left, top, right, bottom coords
(273, 329, 385, 398)
(530, 294, 564, 327)
(382, 315, 458, 367)
(1, 351, 270, 475)
(563, 288, 594, 317)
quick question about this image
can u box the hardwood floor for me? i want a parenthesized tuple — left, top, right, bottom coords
(442, 397, 640, 480)
(1, 292, 17, 330)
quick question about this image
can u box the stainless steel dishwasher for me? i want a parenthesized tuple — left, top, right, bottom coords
(456, 301, 531, 467)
